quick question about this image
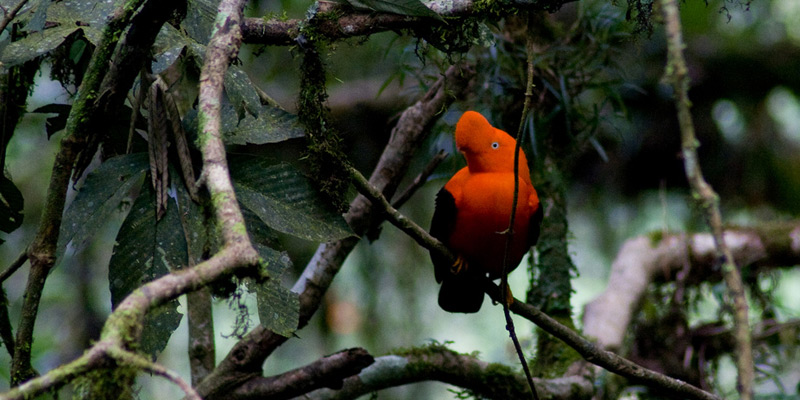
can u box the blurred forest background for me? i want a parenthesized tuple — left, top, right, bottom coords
(1, 0, 800, 398)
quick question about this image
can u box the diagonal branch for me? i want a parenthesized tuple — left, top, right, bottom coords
(345, 161, 722, 400)
(659, 0, 753, 398)
(584, 224, 800, 352)
(229, 348, 374, 399)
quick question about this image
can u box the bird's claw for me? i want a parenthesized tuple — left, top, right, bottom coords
(450, 256, 469, 275)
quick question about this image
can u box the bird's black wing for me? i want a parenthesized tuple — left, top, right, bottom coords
(528, 203, 544, 248)
(429, 187, 457, 283)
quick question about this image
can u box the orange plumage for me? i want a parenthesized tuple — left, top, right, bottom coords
(430, 111, 542, 313)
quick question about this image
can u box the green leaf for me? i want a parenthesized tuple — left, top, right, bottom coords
(249, 240, 297, 337)
(108, 174, 190, 359)
(0, 26, 80, 67)
(184, 0, 221, 45)
(0, 176, 24, 239)
(58, 153, 149, 259)
(254, 276, 299, 338)
(152, 25, 187, 74)
(338, 0, 443, 21)
(222, 66, 305, 144)
(229, 156, 353, 242)
(178, 42, 304, 145)
(220, 104, 305, 145)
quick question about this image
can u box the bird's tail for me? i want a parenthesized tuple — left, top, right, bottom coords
(438, 275, 485, 313)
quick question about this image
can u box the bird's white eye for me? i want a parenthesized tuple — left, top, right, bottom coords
(491, 142, 500, 149)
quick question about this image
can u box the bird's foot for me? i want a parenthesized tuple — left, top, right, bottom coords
(450, 256, 469, 275)
(493, 284, 515, 306)
(505, 285, 515, 306)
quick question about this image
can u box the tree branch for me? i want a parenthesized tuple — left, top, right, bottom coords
(584, 223, 800, 351)
(483, 285, 722, 400)
(660, 0, 753, 397)
(229, 348, 374, 400)
(344, 156, 721, 400)
(240, 0, 577, 46)
(187, 288, 215, 385)
(296, 345, 593, 400)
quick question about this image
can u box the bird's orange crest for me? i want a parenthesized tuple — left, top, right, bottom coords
(455, 111, 531, 183)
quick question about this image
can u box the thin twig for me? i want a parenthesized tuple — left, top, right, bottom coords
(0, 248, 27, 283)
(499, 23, 539, 400)
(0, 0, 28, 35)
(659, 0, 753, 398)
(390, 149, 447, 209)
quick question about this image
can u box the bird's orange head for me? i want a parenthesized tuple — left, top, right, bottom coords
(455, 111, 530, 178)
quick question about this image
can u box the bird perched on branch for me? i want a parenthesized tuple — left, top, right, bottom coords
(429, 111, 542, 313)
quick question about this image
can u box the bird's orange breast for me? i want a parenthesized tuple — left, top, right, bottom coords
(444, 169, 538, 278)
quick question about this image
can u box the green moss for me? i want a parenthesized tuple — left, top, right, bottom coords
(648, 230, 665, 247)
(297, 36, 349, 213)
(72, 366, 137, 400)
(531, 314, 582, 378)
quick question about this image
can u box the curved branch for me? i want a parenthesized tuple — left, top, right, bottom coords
(297, 345, 593, 400)
(584, 223, 800, 351)
(241, 0, 576, 46)
(230, 348, 374, 399)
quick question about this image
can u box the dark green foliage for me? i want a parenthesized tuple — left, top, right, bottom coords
(30, 104, 71, 138)
(229, 156, 353, 242)
(57, 153, 149, 260)
(220, 66, 306, 144)
(108, 174, 188, 359)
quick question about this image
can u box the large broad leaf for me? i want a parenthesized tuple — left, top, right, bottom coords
(152, 25, 187, 75)
(219, 103, 305, 145)
(244, 212, 297, 337)
(229, 156, 353, 242)
(184, 0, 221, 45)
(337, 0, 443, 21)
(222, 66, 305, 144)
(0, 26, 81, 67)
(58, 153, 149, 259)
(254, 273, 299, 338)
(108, 175, 192, 359)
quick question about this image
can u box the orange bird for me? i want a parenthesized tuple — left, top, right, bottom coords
(429, 111, 542, 313)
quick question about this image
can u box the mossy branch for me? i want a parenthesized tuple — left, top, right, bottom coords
(659, 0, 754, 398)
(304, 344, 593, 399)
